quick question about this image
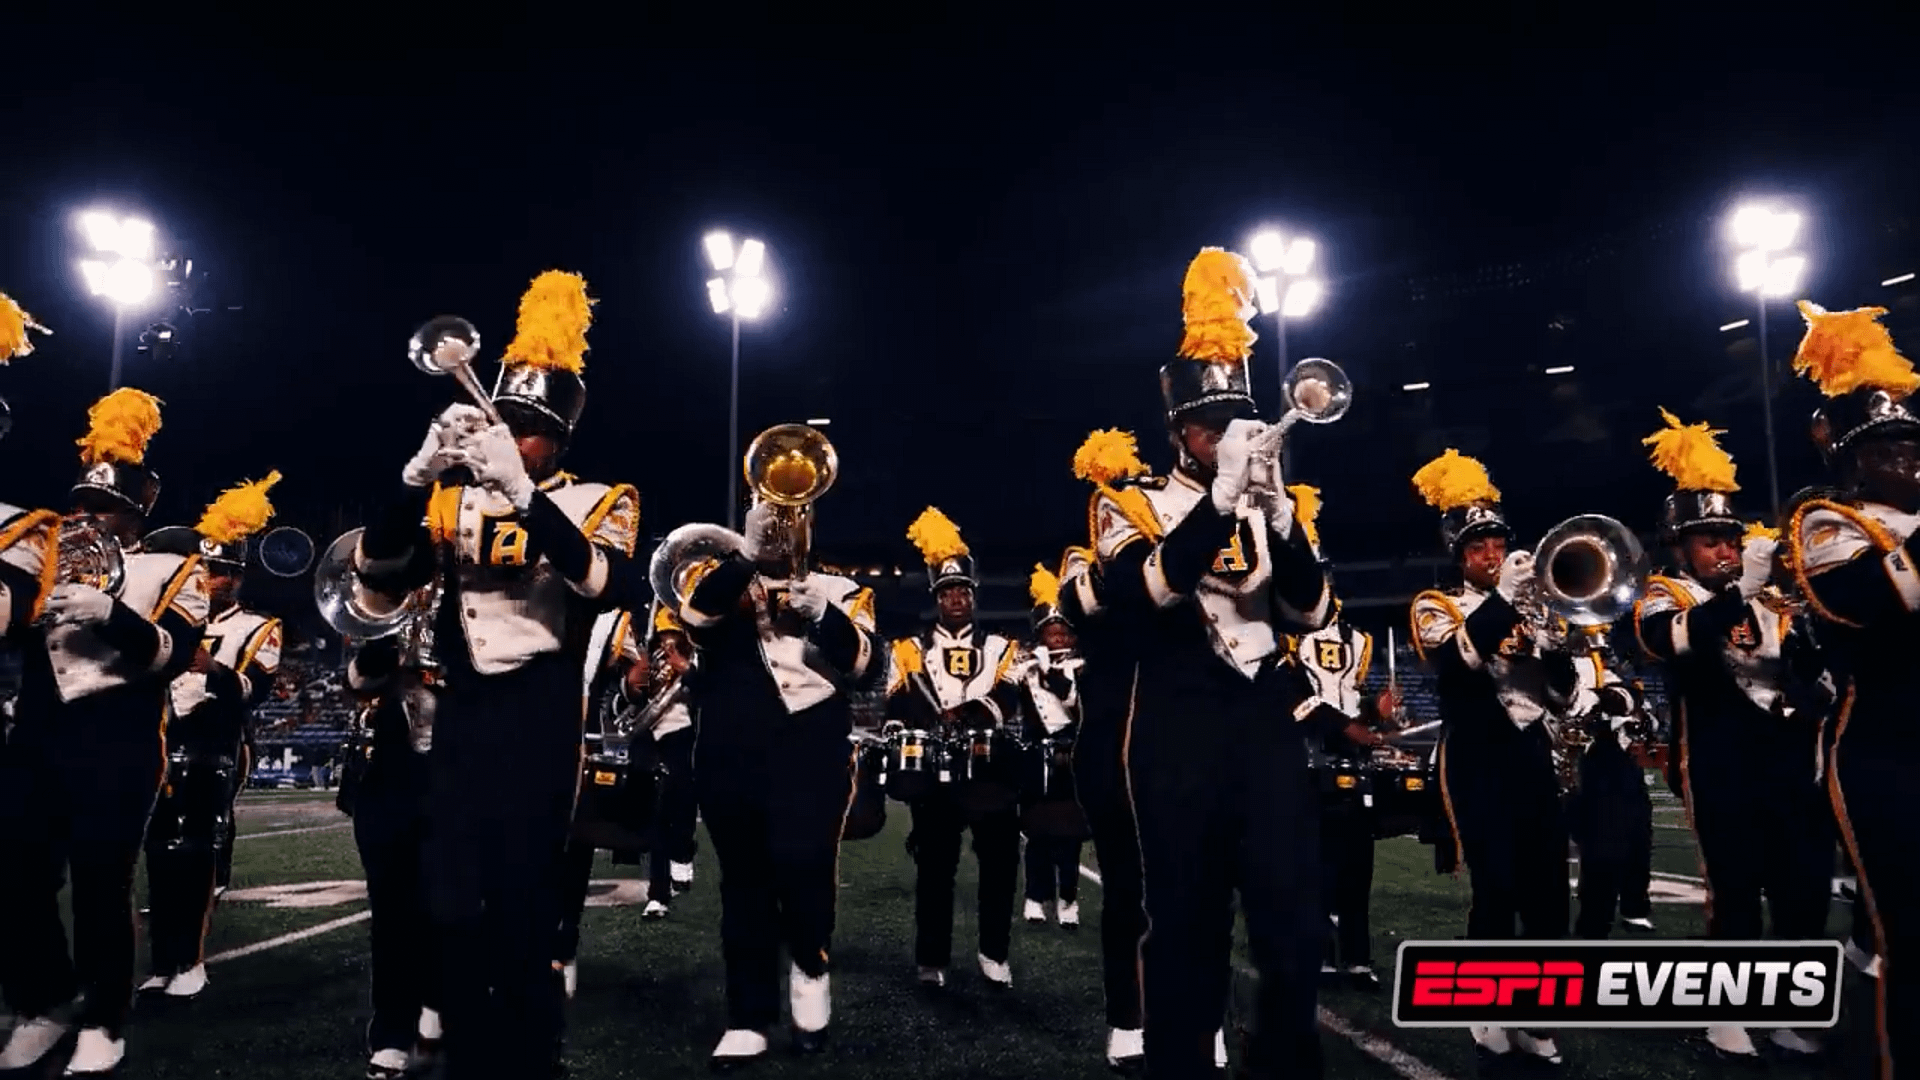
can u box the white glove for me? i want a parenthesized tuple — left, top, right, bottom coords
(784, 577, 830, 622)
(1737, 536, 1776, 599)
(42, 583, 114, 627)
(459, 423, 535, 510)
(742, 501, 782, 564)
(1210, 419, 1261, 514)
(402, 404, 490, 488)
(1495, 551, 1535, 604)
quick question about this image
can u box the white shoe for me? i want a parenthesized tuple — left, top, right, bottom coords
(1024, 899, 1046, 923)
(643, 899, 669, 919)
(1706, 1024, 1760, 1058)
(711, 1029, 768, 1061)
(1770, 1029, 1824, 1056)
(917, 966, 946, 987)
(418, 1007, 443, 1041)
(0, 1017, 70, 1070)
(367, 1047, 410, 1078)
(1513, 1030, 1562, 1064)
(1622, 916, 1656, 932)
(790, 962, 830, 1033)
(1214, 1028, 1228, 1068)
(1470, 1025, 1512, 1055)
(138, 975, 169, 992)
(561, 960, 578, 999)
(1106, 1027, 1145, 1067)
(63, 1027, 125, 1075)
(671, 861, 694, 893)
(165, 962, 208, 998)
(1057, 901, 1080, 927)
(978, 953, 1013, 987)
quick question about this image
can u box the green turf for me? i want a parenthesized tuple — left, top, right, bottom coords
(7, 781, 1869, 1078)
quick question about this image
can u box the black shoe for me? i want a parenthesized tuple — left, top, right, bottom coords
(791, 1026, 829, 1055)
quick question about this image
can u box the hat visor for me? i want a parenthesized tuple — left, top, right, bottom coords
(1173, 396, 1258, 428)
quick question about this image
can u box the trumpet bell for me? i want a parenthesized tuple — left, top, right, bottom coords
(1533, 514, 1649, 627)
(744, 423, 838, 506)
(313, 528, 411, 640)
(408, 316, 482, 376)
(1282, 358, 1352, 425)
(648, 524, 748, 618)
(260, 526, 316, 578)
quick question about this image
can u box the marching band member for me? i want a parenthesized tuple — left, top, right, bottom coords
(140, 472, 286, 1001)
(642, 607, 700, 915)
(1407, 448, 1572, 1068)
(0, 294, 56, 647)
(1289, 577, 1395, 993)
(1786, 302, 1920, 1080)
(1092, 248, 1334, 1079)
(352, 271, 638, 1079)
(342, 635, 443, 1080)
(553, 607, 647, 1003)
(886, 508, 1024, 991)
(1630, 408, 1833, 1060)
(1017, 563, 1086, 929)
(1063, 431, 1172, 1072)
(672, 493, 881, 1067)
(1560, 632, 1655, 941)
(0, 389, 211, 1076)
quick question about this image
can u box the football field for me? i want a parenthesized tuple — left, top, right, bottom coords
(35, 785, 1867, 1079)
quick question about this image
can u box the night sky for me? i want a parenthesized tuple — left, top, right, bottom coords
(5, 28, 1918, 591)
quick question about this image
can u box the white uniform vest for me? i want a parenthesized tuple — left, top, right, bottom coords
(45, 548, 211, 704)
(170, 606, 283, 717)
(1012, 650, 1082, 734)
(890, 625, 1016, 723)
(1293, 622, 1373, 719)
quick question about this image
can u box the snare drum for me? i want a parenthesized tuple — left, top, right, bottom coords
(1018, 734, 1089, 841)
(842, 737, 888, 841)
(1369, 746, 1441, 840)
(572, 733, 660, 856)
(1307, 743, 1370, 808)
(881, 728, 945, 804)
(953, 727, 1020, 819)
(148, 748, 237, 854)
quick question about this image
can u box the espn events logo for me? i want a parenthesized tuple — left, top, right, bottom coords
(1391, 941, 1843, 1029)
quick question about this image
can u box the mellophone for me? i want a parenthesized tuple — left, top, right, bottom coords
(1307, 742, 1444, 841)
(850, 725, 1090, 841)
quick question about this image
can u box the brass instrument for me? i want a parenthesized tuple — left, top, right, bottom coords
(742, 423, 838, 581)
(52, 515, 127, 595)
(408, 316, 505, 428)
(313, 528, 444, 678)
(1247, 358, 1352, 492)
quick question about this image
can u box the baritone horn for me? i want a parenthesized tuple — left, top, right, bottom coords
(1531, 514, 1650, 629)
(743, 423, 838, 581)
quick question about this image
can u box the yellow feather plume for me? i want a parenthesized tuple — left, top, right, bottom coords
(1072, 429, 1149, 485)
(1743, 522, 1781, 546)
(76, 388, 163, 466)
(1410, 449, 1501, 512)
(196, 471, 282, 546)
(1791, 301, 1920, 398)
(1641, 408, 1739, 493)
(1029, 563, 1061, 609)
(906, 507, 969, 565)
(1177, 247, 1259, 364)
(502, 270, 594, 374)
(0, 292, 51, 362)
(1287, 484, 1322, 548)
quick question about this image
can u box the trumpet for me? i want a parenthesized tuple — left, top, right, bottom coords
(742, 423, 838, 581)
(313, 528, 444, 678)
(408, 316, 505, 428)
(1246, 358, 1352, 494)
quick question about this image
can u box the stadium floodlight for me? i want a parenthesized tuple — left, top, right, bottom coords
(1246, 224, 1330, 485)
(1544, 365, 1574, 375)
(704, 230, 776, 529)
(1725, 200, 1808, 520)
(76, 210, 164, 390)
(1281, 279, 1325, 319)
(1403, 381, 1431, 392)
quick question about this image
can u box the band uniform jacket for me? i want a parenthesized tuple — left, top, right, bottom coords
(169, 606, 283, 720)
(1011, 650, 1082, 738)
(1289, 622, 1375, 726)
(1092, 472, 1333, 677)
(1410, 584, 1578, 741)
(43, 543, 211, 704)
(1565, 649, 1644, 754)
(885, 625, 1021, 730)
(679, 565, 880, 714)
(0, 502, 59, 639)
(1633, 571, 1830, 789)
(353, 472, 639, 677)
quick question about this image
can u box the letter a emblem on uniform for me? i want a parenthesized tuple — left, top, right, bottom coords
(1316, 640, 1348, 671)
(1213, 532, 1250, 575)
(946, 648, 977, 678)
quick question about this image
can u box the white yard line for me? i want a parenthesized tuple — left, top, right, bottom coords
(204, 912, 370, 965)
(235, 822, 351, 842)
(1077, 864, 1458, 1080)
